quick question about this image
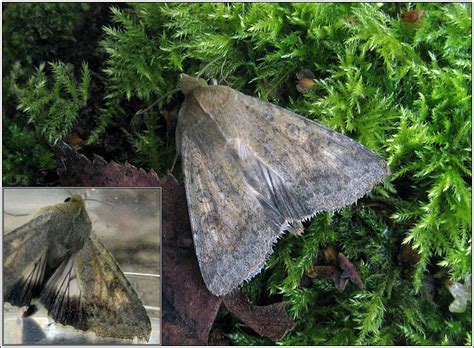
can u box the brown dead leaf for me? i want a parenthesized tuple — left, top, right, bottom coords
(57, 143, 221, 344)
(323, 245, 338, 262)
(57, 142, 161, 187)
(305, 248, 364, 290)
(161, 104, 180, 142)
(398, 244, 421, 266)
(160, 174, 222, 345)
(208, 327, 229, 346)
(223, 291, 295, 340)
(296, 69, 316, 93)
(338, 253, 364, 289)
(66, 132, 84, 146)
(305, 265, 348, 290)
(401, 9, 425, 24)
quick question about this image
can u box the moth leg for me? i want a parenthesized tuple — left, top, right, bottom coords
(170, 152, 179, 173)
(22, 304, 39, 318)
(172, 122, 183, 173)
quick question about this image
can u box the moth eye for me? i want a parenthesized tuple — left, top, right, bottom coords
(64, 197, 71, 202)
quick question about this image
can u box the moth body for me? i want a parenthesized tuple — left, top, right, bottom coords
(45, 195, 91, 270)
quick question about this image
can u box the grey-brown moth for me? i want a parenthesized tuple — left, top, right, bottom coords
(3, 194, 151, 341)
(176, 74, 390, 296)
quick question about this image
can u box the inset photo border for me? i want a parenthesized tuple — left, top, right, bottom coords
(3, 187, 161, 345)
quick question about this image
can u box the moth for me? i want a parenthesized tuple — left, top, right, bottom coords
(3, 194, 151, 341)
(176, 74, 390, 296)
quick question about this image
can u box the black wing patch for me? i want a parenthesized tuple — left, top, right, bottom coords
(5, 251, 48, 307)
(40, 255, 86, 330)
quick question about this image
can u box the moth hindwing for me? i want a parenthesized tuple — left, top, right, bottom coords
(177, 74, 389, 296)
(3, 194, 151, 341)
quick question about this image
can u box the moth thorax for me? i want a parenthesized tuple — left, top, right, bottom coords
(48, 213, 91, 259)
(179, 74, 207, 95)
(69, 212, 92, 250)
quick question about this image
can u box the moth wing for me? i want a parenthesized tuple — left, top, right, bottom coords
(39, 234, 151, 341)
(179, 84, 389, 295)
(235, 89, 389, 218)
(190, 85, 389, 220)
(180, 130, 287, 296)
(4, 212, 53, 306)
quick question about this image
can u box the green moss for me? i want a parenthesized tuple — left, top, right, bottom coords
(2, 116, 56, 186)
(2, 3, 113, 185)
(11, 62, 90, 145)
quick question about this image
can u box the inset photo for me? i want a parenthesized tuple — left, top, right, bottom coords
(3, 188, 161, 345)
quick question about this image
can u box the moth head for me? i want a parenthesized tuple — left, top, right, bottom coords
(63, 194, 87, 211)
(179, 74, 208, 96)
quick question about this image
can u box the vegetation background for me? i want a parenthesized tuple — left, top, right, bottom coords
(2, 2, 471, 345)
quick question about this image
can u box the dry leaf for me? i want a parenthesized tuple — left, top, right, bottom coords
(208, 327, 229, 346)
(161, 103, 181, 142)
(306, 265, 347, 290)
(223, 291, 295, 340)
(338, 253, 364, 289)
(401, 9, 425, 24)
(296, 69, 316, 93)
(66, 132, 84, 146)
(305, 250, 364, 290)
(323, 245, 338, 262)
(398, 244, 421, 266)
(160, 174, 222, 345)
(57, 142, 161, 187)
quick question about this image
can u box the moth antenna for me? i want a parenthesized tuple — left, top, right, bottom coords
(124, 271, 160, 278)
(134, 88, 179, 118)
(219, 57, 231, 85)
(84, 197, 116, 219)
(170, 152, 179, 173)
(4, 211, 29, 217)
(83, 198, 113, 207)
(196, 56, 222, 79)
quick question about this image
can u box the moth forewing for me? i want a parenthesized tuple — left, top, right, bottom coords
(4, 212, 52, 295)
(177, 74, 389, 296)
(40, 235, 152, 340)
(4, 196, 91, 307)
